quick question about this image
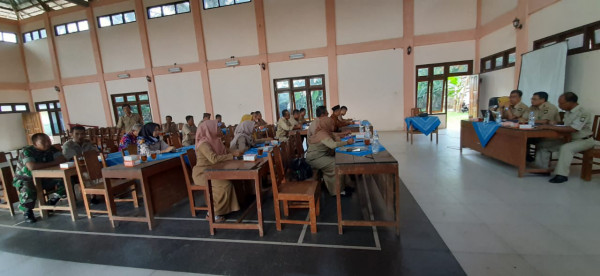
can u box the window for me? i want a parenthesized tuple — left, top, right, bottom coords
(147, 1, 190, 19)
(111, 92, 153, 124)
(23, 29, 47, 43)
(274, 75, 326, 121)
(0, 31, 17, 44)
(534, 20, 600, 55)
(203, 0, 251, 9)
(36, 101, 64, 135)
(480, 47, 516, 73)
(0, 103, 29, 114)
(415, 61, 473, 114)
(98, 11, 136, 28)
(54, 20, 89, 36)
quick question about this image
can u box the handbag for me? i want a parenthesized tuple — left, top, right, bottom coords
(289, 158, 313, 181)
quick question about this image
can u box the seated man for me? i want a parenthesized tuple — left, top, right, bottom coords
(330, 105, 349, 132)
(162, 115, 179, 136)
(500, 90, 528, 121)
(62, 126, 98, 161)
(13, 133, 67, 223)
(182, 115, 197, 146)
(201, 113, 211, 123)
(275, 110, 295, 142)
(308, 106, 351, 141)
(520, 91, 560, 124)
(254, 111, 268, 127)
(298, 108, 307, 125)
(534, 92, 596, 183)
(289, 109, 303, 129)
(216, 114, 226, 128)
(340, 106, 353, 122)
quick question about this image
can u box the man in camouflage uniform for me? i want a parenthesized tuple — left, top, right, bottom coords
(521, 91, 560, 124)
(535, 92, 596, 183)
(13, 133, 67, 223)
(500, 90, 529, 121)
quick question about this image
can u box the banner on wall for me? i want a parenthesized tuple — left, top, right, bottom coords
(518, 42, 568, 105)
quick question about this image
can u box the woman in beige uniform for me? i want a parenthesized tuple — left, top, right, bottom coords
(192, 120, 240, 222)
(305, 117, 354, 196)
(229, 120, 272, 153)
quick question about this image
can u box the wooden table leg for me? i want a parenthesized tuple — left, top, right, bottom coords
(62, 175, 78, 221)
(207, 179, 215, 235)
(33, 177, 48, 219)
(254, 175, 264, 237)
(336, 171, 343, 235)
(141, 177, 155, 230)
(581, 149, 592, 181)
(395, 172, 400, 236)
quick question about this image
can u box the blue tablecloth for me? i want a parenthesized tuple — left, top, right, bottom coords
(105, 145, 196, 166)
(472, 122, 501, 148)
(405, 116, 441, 136)
(335, 140, 386, 157)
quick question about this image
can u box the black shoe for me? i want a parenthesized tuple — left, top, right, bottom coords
(343, 187, 354, 197)
(90, 196, 100, 205)
(24, 210, 36, 223)
(526, 155, 535, 162)
(549, 175, 568, 183)
(47, 197, 60, 206)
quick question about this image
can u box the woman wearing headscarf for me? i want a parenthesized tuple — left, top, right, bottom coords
(240, 114, 253, 123)
(137, 123, 173, 156)
(192, 120, 241, 222)
(305, 117, 354, 196)
(118, 123, 143, 152)
(229, 120, 272, 153)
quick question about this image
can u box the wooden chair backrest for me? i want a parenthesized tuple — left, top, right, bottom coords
(75, 151, 106, 185)
(279, 141, 291, 170)
(171, 134, 183, 148)
(0, 152, 6, 163)
(121, 144, 138, 157)
(593, 115, 600, 141)
(288, 132, 303, 159)
(180, 149, 196, 184)
(411, 108, 420, 117)
(267, 145, 286, 196)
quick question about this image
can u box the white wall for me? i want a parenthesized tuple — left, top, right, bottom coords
(0, 23, 27, 83)
(415, 40, 476, 66)
(479, 24, 516, 57)
(414, 0, 476, 35)
(479, 67, 516, 106)
(264, 0, 326, 53)
(202, 2, 259, 60)
(337, 49, 404, 131)
(209, 66, 264, 123)
(0, 90, 31, 151)
(32, 88, 59, 103)
(63, 82, 107, 126)
(564, 51, 600, 114)
(52, 11, 98, 78)
(335, 0, 403, 45)
(481, 0, 517, 25)
(155, 71, 205, 123)
(105, 77, 149, 125)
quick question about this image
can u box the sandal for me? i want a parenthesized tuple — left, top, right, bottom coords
(205, 213, 226, 223)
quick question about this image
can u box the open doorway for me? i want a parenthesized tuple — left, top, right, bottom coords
(446, 75, 478, 130)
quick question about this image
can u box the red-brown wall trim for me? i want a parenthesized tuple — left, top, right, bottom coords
(0, 82, 28, 90)
(337, 38, 403, 56)
(325, 0, 338, 107)
(414, 29, 476, 46)
(253, 0, 274, 124)
(86, 8, 114, 126)
(29, 80, 57, 90)
(103, 69, 147, 81)
(402, 0, 415, 122)
(267, 47, 328, 63)
(206, 55, 265, 70)
(190, 0, 214, 115)
(43, 13, 70, 126)
(152, 62, 203, 76)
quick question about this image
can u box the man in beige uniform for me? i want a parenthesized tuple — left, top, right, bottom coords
(534, 92, 596, 183)
(182, 115, 197, 146)
(116, 104, 143, 133)
(289, 109, 302, 128)
(500, 90, 528, 120)
(62, 126, 98, 160)
(275, 110, 295, 142)
(162, 115, 179, 136)
(520, 91, 560, 124)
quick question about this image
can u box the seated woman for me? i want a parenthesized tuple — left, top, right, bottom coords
(192, 120, 242, 222)
(305, 117, 354, 197)
(229, 121, 272, 153)
(137, 123, 174, 156)
(118, 123, 142, 152)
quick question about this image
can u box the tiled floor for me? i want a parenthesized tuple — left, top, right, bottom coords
(387, 128, 600, 276)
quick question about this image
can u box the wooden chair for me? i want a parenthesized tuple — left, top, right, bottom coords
(74, 151, 138, 218)
(267, 144, 321, 233)
(120, 144, 138, 158)
(406, 108, 439, 145)
(170, 134, 183, 149)
(180, 149, 209, 217)
(288, 132, 304, 159)
(0, 152, 17, 216)
(266, 125, 276, 138)
(178, 123, 184, 131)
(581, 115, 600, 181)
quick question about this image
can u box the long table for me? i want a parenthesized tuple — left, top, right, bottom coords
(32, 166, 79, 221)
(460, 120, 564, 177)
(104, 145, 195, 166)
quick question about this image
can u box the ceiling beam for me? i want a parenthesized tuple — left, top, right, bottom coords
(8, 0, 20, 20)
(36, 0, 52, 12)
(64, 0, 89, 7)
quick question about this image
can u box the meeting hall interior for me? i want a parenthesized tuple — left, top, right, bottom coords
(0, 0, 599, 275)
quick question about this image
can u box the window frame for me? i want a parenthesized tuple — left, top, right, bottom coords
(97, 10, 137, 28)
(0, 31, 18, 44)
(146, 1, 191, 19)
(110, 92, 153, 124)
(415, 60, 473, 115)
(203, 0, 252, 10)
(273, 74, 326, 121)
(0, 102, 30, 114)
(54, 20, 89, 36)
(35, 100, 64, 135)
(534, 20, 600, 56)
(23, 28, 47, 43)
(480, 47, 516, 74)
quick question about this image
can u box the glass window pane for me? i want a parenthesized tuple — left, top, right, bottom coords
(1, 105, 13, 112)
(431, 80, 444, 113)
(595, 29, 600, 44)
(3, 32, 16, 43)
(310, 90, 324, 119)
(449, 65, 468, 73)
(126, 95, 137, 102)
(56, 25, 67, 35)
(140, 104, 152, 123)
(117, 106, 124, 117)
(115, 96, 124, 103)
(236, 0, 250, 3)
(292, 79, 305, 87)
(130, 105, 139, 114)
(294, 91, 307, 111)
(176, 2, 190, 13)
(99, 16, 111, 27)
(220, 0, 235, 6)
(566, 33, 584, 49)
(162, 5, 176, 16)
(148, 7, 162, 18)
(40, 29, 46, 38)
(495, 56, 503, 68)
(14, 105, 27, 111)
(417, 68, 428, 77)
(111, 14, 124, 25)
(38, 104, 47, 110)
(67, 23, 78, 33)
(416, 81, 428, 110)
(40, 111, 52, 135)
(276, 80, 289, 89)
(48, 103, 55, 109)
(485, 60, 491, 70)
(78, 21, 89, 31)
(0, 32, 3, 41)
(309, 77, 322, 86)
(433, 66, 444, 75)
(277, 93, 291, 117)
(32, 31, 39, 40)
(56, 102, 60, 108)
(50, 112, 59, 133)
(138, 94, 149, 101)
(24, 33, 32, 42)
(508, 52, 516, 64)
(58, 111, 64, 132)
(124, 12, 136, 23)
(204, 0, 219, 9)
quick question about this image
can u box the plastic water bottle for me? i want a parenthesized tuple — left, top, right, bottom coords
(495, 111, 502, 123)
(483, 111, 489, 123)
(372, 131, 380, 154)
(359, 122, 364, 133)
(528, 111, 535, 126)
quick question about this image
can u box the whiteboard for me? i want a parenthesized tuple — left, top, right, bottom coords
(518, 42, 568, 105)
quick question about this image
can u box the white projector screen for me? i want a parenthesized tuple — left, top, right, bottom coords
(518, 42, 568, 105)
